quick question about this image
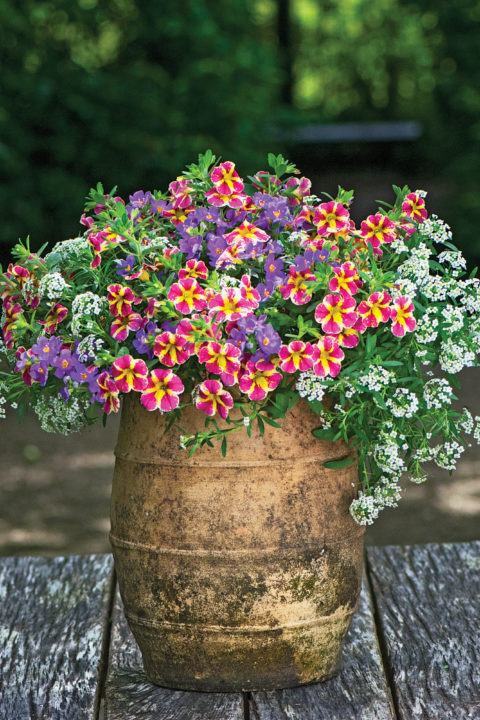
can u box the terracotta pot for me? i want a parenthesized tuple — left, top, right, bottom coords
(110, 394, 364, 691)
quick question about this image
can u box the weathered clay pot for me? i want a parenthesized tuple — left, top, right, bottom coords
(110, 394, 364, 691)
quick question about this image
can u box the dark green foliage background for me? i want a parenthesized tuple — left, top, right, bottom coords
(0, 0, 479, 264)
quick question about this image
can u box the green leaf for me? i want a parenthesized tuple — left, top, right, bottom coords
(312, 427, 341, 441)
(323, 457, 356, 470)
(257, 415, 265, 435)
(260, 415, 282, 428)
(221, 436, 227, 457)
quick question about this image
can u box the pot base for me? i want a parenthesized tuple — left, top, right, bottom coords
(128, 609, 353, 692)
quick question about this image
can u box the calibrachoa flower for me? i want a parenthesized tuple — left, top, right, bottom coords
(153, 331, 192, 367)
(195, 379, 233, 419)
(2, 150, 480, 528)
(279, 267, 316, 305)
(141, 369, 184, 412)
(314, 294, 357, 334)
(168, 277, 207, 314)
(357, 291, 392, 328)
(312, 336, 344, 377)
(111, 355, 148, 392)
(197, 341, 241, 386)
(360, 213, 396, 247)
(238, 359, 282, 400)
(279, 341, 315, 373)
(314, 201, 350, 236)
(390, 296, 416, 337)
(329, 262, 361, 298)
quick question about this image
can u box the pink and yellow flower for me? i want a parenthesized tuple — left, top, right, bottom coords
(2, 301, 23, 348)
(278, 341, 315, 373)
(313, 201, 350, 236)
(285, 176, 312, 206)
(169, 177, 194, 209)
(178, 259, 208, 281)
(224, 220, 269, 249)
(42, 304, 68, 334)
(88, 231, 116, 268)
(402, 193, 427, 223)
(208, 287, 253, 321)
(329, 261, 361, 298)
(168, 278, 207, 315)
(140, 369, 184, 412)
(107, 284, 137, 317)
(390, 296, 416, 337)
(195, 379, 234, 419)
(176, 316, 221, 354)
(312, 336, 344, 378)
(240, 274, 260, 308)
(238, 359, 282, 401)
(111, 355, 148, 393)
(205, 187, 247, 209)
(357, 291, 392, 328)
(210, 161, 244, 195)
(314, 294, 358, 334)
(153, 331, 193, 367)
(360, 213, 396, 246)
(110, 312, 143, 342)
(97, 372, 121, 414)
(197, 341, 241, 386)
(279, 267, 316, 305)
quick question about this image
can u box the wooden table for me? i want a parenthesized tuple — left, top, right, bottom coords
(0, 542, 479, 720)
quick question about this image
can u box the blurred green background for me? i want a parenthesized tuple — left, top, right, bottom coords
(1, 0, 479, 266)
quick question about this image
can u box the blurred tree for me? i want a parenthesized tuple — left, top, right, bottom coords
(0, 0, 279, 262)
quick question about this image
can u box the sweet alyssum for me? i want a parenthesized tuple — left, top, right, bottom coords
(1, 151, 480, 525)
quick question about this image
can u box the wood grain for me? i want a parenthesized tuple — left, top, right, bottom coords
(0, 554, 114, 720)
(104, 589, 244, 720)
(367, 542, 480, 720)
(249, 581, 395, 720)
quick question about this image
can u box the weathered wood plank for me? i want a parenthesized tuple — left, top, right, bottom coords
(367, 542, 480, 720)
(0, 553, 114, 720)
(104, 588, 243, 720)
(249, 581, 395, 720)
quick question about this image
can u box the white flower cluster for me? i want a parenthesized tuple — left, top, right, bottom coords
(358, 366, 396, 392)
(219, 275, 241, 288)
(415, 309, 439, 344)
(0, 381, 6, 420)
(423, 378, 453, 410)
(33, 394, 90, 435)
(38, 272, 69, 300)
(45, 237, 90, 265)
(390, 237, 409, 254)
(296, 370, 327, 402)
(391, 277, 417, 299)
(421, 275, 451, 301)
(71, 292, 107, 334)
(372, 432, 407, 477)
(459, 408, 474, 434)
(350, 477, 402, 525)
(460, 279, 480, 314)
(77, 334, 105, 362)
(397, 244, 431, 286)
(437, 250, 467, 276)
(442, 306, 465, 333)
(434, 440, 465, 471)
(415, 445, 438, 463)
(385, 388, 419, 418)
(474, 417, 480, 445)
(439, 338, 476, 374)
(417, 214, 453, 245)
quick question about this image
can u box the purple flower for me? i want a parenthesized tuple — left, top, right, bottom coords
(293, 249, 327, 272)
(150, 197, 167, 214)
(257, 275, 283, 303)
(264, 252, 284, 278)
(30, 362, 49, 387)
(86, 368, 102, 403)
(115, 254, 137, 277)
(129, 190, 153, 209)
(262, 197, 291, 227)
(52, 350, 87, 381)
(133, 321, 157, 359)
(207, 235, 228, 267)
(178, 233, 203, 259)
(228, 327, 247, 354)
(59, 383, 71, 401)
(31, 335, 63, 364)
(252, 323, 282, 362)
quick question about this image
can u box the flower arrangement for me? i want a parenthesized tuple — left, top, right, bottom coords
(1, 151, 480, 525)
